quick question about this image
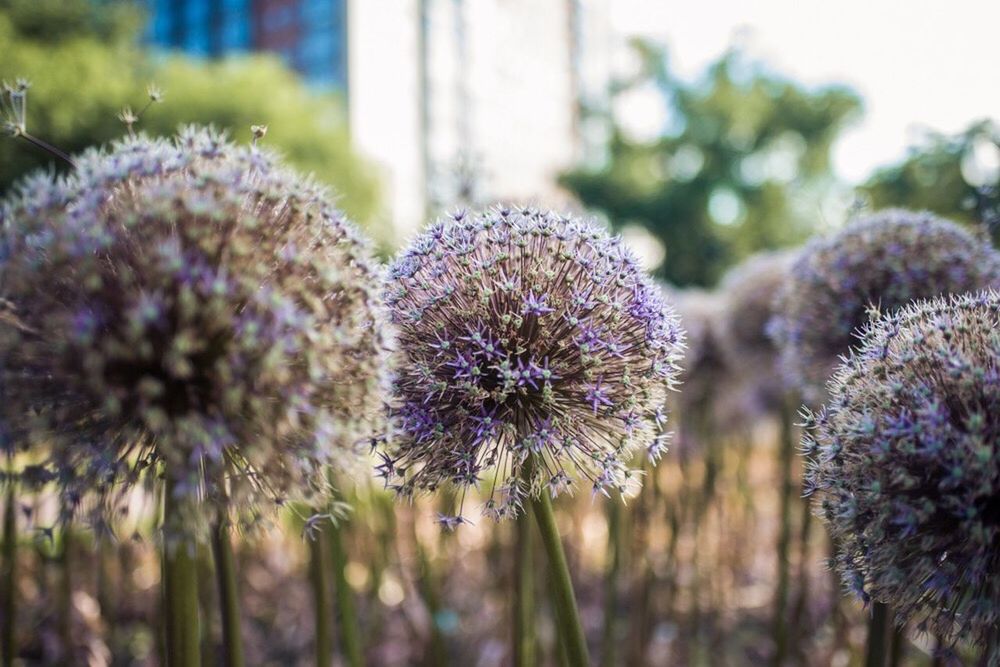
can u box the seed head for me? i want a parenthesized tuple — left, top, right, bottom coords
(0, 127, 393, 534)
(771, 209, 1000, 403)
(379, 207, 684, 520)
(802, 290, 1000, 647)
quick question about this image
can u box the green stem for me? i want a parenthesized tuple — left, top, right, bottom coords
(864, 602, 890, 667)
(309, 533, 333, 667)
(514, 508, 536, 667)
(163, 482, 201, 667)
(981, 625, 1000, 667)
(328, 518, 364, 667)
(601, 500, 621, 667)
(211, 512, 244, 667)
(531, 489, 590, 667)
(415, 538, 448, 667)
(59, 528, 73, 660)
(772, 400, 795, 666)
(888, 614, 905, 667)
(2, 483, 16, 667)
(196, 543, 215, 667)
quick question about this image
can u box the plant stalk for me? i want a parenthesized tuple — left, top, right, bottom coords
(163, 480, 201, 667)
(309, 532, 333, 667)
(531, 488, 590, 667)
(864, 602, 890, 667)
(601, 499, 621, 667)
(211, 510, 245, 667)
(514, 507, 536, 667)
(2, 483, 15, 667)
(328, 518, 364, 667)
(59, 528, 73, 660)
(772, 399, 796, 666)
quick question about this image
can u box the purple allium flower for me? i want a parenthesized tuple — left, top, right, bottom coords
(802, 290, 1000, 648)
(0, 128, 393, 534)
(716, 251, 795, 420)
(771, 209, 1000, 404)
(379, 207, 684, 520)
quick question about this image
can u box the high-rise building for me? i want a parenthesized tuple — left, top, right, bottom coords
(143, 0, 612, 234)
(349, 0, 612, 233)
(145, 0, 348, 91)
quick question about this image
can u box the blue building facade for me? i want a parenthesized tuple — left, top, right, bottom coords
(145, 0, 348, 91)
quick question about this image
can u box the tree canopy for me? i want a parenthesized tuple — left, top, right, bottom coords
(561, 42, 862, 287)
(860, 120, 999, 243)
(0, 0, 380, 225)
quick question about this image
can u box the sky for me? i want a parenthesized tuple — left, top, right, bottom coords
(609, 0, 1000, 184)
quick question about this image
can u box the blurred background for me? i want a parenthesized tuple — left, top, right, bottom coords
(2, 1, 999, 665)
(3, 0, 998, 278)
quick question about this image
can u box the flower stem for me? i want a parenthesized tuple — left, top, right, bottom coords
(514, 507, 535, 667)
(59, 528, 73, 660)
(2, 483, 16, 667)
(888, 616, 905, 667)
(309, 532, 332, 667)
(981, 625, 1000, 667)
(163, 480, 201, 667)
(772, 398, 796, 666)
(328, 517, 364, 667)
(211, 511, 245, 667)
(864, 602, 890, 667)
(600, 499, 621, 667)
(531, 489, 590, 667)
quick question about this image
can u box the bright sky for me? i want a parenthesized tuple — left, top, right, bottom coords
(610, 0, 1000, 184)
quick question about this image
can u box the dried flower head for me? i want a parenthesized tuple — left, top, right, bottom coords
(802, 290, 1000, 647)
(0, 127, 392, 533)
(771, 209, 1000, 403)
(717, 251, 794, 418)
(379, 207, 684, 521)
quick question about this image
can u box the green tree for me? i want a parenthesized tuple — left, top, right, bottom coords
(859, 120, 999, 242)
(0, 0, 380, 225)
(562, 42, 862, 286)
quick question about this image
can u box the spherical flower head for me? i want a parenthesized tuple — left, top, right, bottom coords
(802, 291, 1000, 647)
(771, 209, 1000, 404)
(0, 127, 393, 533)
(380, 206, 684, 521)
(669, 288, 727, 415)
(717, 251, 794, 418)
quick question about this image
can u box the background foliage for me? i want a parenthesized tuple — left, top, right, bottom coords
(0, 0, 380, 226)
(562, 42, 862, 287)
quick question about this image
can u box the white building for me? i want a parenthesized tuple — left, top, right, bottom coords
(348, 0, 613, 237)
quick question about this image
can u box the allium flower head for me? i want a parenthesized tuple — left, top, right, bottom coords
(771, 209, 1000, 403)
(802, 291, 1000, 647)
(669, 288, 727, 415)
(380, 207, 684, 520)
(717, 251, 794, 417)
(0, 127, 392, 531)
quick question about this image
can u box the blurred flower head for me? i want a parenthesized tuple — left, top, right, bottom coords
(771, 209, 1000, 403)
(0, 127, 393, 533)
(668, 287, 727, 412)
(802, 290, 1000, 646)
(716, 250, 795, 419)
(379, 206, 684, 521)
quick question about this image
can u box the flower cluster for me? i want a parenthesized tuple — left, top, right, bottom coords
(0, 128, 392, 533)
(379, 207, 684, 521)
(771, 209, 1000, 403)
(802, 291, 1000, 647)
(716, 251, 794, 419)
